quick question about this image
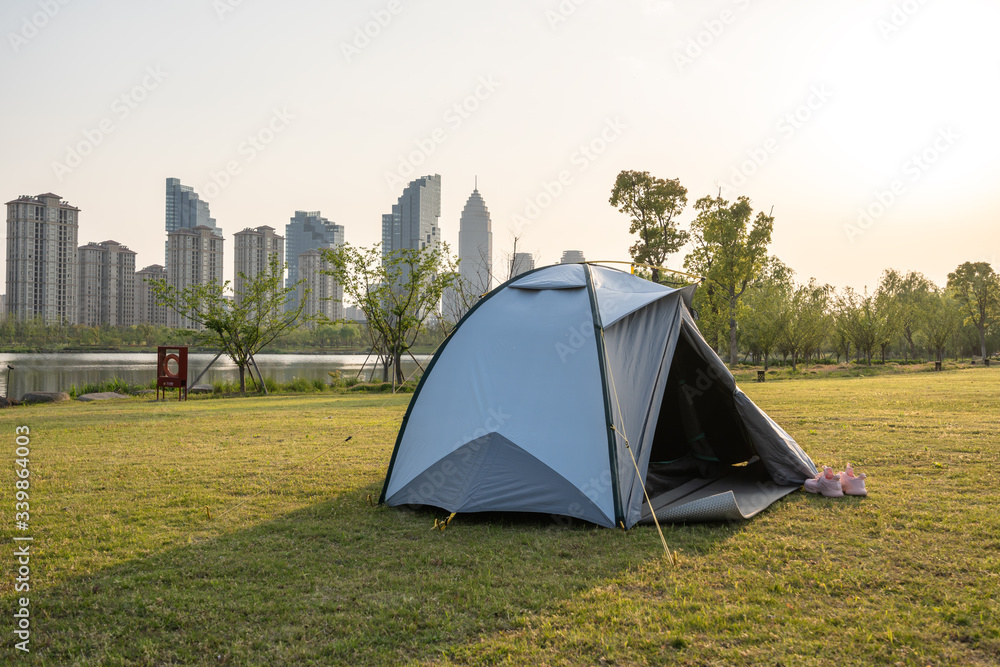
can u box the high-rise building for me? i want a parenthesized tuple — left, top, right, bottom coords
(445, 185, 492, 321)
(560, 250, 586, 264)
(297, 250, 343, 325)
(77, 240, 136, 327)
(511, 252, 535, 278)
(344, 305, 366, 322)
(285, 211, 344, 309)
(381, 174, 441, 256)
(165, 177, 220, 262)
(5, 193, 80, 324)
(233, 226, 284, 305)
(458, 186, 493, 293)
(166, 225, 224, 329)
(136, 264, 168, 326)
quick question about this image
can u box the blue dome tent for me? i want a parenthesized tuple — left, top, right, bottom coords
(381, 263, 816, 528)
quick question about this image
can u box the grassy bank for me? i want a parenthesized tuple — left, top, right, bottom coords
(1, 370, 998, 664)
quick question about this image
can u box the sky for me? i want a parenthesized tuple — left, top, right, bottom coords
(2, 0, 998, 294)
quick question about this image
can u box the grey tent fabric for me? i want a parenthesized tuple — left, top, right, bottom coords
(381, 263, 818, 527)
(388, 432, 611, 525)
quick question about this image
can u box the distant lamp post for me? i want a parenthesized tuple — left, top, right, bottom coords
(4, 365, 13, 399)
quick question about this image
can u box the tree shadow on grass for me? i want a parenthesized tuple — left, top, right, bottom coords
(27, 483, 758, 666)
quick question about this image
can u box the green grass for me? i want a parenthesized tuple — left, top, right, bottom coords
(728, 358, 977, 384)
(2, 369, 998, 664)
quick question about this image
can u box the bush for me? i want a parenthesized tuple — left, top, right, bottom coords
(312, 378, 327, 391)
(211, 379, 241, 394)
(69, 377, 154, 398)
(288, 377, 314, 393)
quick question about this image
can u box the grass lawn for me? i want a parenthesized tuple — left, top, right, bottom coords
(1, 369, 998, 665)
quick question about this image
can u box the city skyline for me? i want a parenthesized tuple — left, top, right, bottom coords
(2, 2, 998, 294)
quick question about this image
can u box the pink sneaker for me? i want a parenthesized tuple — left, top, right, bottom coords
(803, 469, 823, 493)
(840, 462, 868, 496)
(816, 466, 844, 497)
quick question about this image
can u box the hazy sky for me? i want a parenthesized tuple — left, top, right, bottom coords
(2, 0, 998, 293)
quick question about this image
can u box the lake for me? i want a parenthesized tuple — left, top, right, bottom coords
(0, 351, 432, 399)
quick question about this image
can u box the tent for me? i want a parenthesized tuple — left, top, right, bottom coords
(380, 263, 817, 528)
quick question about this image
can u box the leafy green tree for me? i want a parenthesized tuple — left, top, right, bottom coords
(684, 194, 774, 365)
(323, 243, 457, 385)
(873, 281, 900, 363)
(922, 289, 963, 363)
(779, 280, 833, 370)
(610, 171, 689, 284)
(946, 261, 999, 362)
(740, 258, 793, 370)
(149, 255, 310, 393)
(836, 288, 879, 364)
(879, 269, 932, 360)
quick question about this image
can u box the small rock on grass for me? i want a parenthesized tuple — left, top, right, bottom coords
(77, 392, 131, 402)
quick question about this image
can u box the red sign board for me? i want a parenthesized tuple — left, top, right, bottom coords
(157, 346, 188, 401)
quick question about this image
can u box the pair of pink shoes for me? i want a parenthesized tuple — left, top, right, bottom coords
(804, 463, 867, 497)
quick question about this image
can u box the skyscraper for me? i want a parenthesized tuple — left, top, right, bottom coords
(458, 186, 493, 293)
(136, 264, 168, 326)
(5, 193, 80, 324)
(284, 211, 344, 310)
(166, 225, 224, 329)
(165, 177, 220, 262)
(381, 174, 441, 256)
(297, 249, 343, 325)
(445, 184, 492, 321)
(233, 226, 284, 306)
(560, 250, 586, 264)
(77, 240, 136, 327)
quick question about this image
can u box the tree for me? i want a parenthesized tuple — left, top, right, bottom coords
(740, 257, 793, 370)
(836, 287, 881, 364)
(777, 280, 832, 371)
(323, 243, 457, 385)
(684, 194, 774, 365)
(946, 262, 999, 363)
(921, 289, 963, 363)
(879, 269, 932, 360)
(873, 281, 900, 363)
(149, 255, 310, 393)
(610, 171, 689, 283)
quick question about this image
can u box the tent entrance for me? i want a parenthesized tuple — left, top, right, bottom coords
(639, 333, 795, 522)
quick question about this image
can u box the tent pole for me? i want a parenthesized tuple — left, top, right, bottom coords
(190, 351, 224, 387)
